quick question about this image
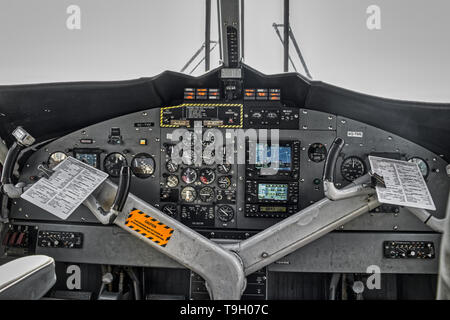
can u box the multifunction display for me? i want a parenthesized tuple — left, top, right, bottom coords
(257, 183, 288, 201)
(246, 141, 300, 180)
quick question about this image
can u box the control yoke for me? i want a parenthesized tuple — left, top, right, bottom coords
(323, 137, 374, 200)
(83, 166, 131, 224)
(1, 127, 35, 198)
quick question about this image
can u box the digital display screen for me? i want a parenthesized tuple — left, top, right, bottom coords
(257, 184, 288, 201)
(255, 144, 291, 171)
(75, 153, 98, 168)
(260, 206, 287, 212)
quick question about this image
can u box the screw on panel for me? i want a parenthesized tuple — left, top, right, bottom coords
(393, 225, 398, 230)
(261, 252, 269, 258)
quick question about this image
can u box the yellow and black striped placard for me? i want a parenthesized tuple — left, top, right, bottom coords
(125, 209, 174, 247)
(160, 103, 243, 128)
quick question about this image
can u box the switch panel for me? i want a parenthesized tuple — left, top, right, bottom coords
(38, 230, 83, 249)
(383, 241, 435, 259)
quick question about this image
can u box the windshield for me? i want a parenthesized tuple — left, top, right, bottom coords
(0, 0, 449, 103)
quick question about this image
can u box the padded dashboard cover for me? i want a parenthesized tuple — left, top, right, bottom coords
(0, 64, 449, 160)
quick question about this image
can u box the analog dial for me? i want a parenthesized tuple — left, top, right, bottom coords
(166, 159, 178, 173)
(199, 168, 216, 185)
(181, 186, 197, 203)
(166, 175, 179, 188)
(340, 156, 366, 182)
(217, 176, 232, 189)
(103, 152, 127, 178)
(131, 153, 155, 178)
(217, 205, 234, 222)
(181, 167, 197, 184)
(308, 143, 327, 163)
(48, 152, 68, 169)
(217, 163, 232, 174)
(181, 150, 198, 165)
(162, 204, 178, 217)
(408, 157, 429, 179)
(199, 186, 215, 202)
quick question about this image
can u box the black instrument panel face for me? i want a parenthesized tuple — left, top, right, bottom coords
(9, 102, 449, 235)
(161, 104, 243, 128)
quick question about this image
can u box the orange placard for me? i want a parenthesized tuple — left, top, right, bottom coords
(125, 209, 174, 247)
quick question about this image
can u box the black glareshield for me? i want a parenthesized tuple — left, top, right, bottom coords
(0, 142, 23, 185)
(112, 166, 131, 212)
(323, 138, 345, 182)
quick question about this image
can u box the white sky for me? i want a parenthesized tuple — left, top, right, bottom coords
(0, 0, 449, 103)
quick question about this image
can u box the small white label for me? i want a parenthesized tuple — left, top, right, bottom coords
(347, 131, 363, 138)
(369, 156, 436, 211)
(21, 157, 108, 220)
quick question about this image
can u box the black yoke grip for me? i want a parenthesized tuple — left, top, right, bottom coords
(112, 166, 131, 212)
(323, 138, 345, 182)
(1, 142, 24, 185)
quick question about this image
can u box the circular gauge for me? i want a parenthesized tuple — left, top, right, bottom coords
(103, 152, 127, 178)
(48, 152, 68, 169)
(217, 205, 234, 222)
(181, 186, 197, 203)
(162, 204, 178, 217)
(166, 159, 179, 173)
(182, 131, 196, 147)
(181, 167, 198, 184)
(131, 153, 155, 178)
(199, 186, 215, 202)
(308, 143, 327, 163)
(340, 156, 366, 182)
(408, 157, 429, 179)
(181, 150, 199, 165)
(202, 148, 216, 164)
(217, 163, 232, 174)
(217, 176, 231, 189)
(199, 168, 216, 185)
(166, 175, 179, 188)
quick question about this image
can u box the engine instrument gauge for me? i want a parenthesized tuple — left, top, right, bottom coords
(308, 143, 327, 163)
(181, 186, 197, 203)
(181, 167, 197, 184)
(48, 152, 68, 169)
(131, 153, 155, 178)
(181, 150, 199, 165)
(166, 175, 179, 188)
(199, 168, 216, 185)
(199, 186, 215, 202)
(340, 156, 366, 182)
(217, 176, 231, 189)
(202, 148, 216, 164)
(103, 152, 127, 177)
(217, 163, 232, 174)
(182, 131, 196, 147)
(166, 159, 179, 173)
(408, 157, 429, 179)
(217, 205, 234, 222)
(162, 204, 178, 217)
